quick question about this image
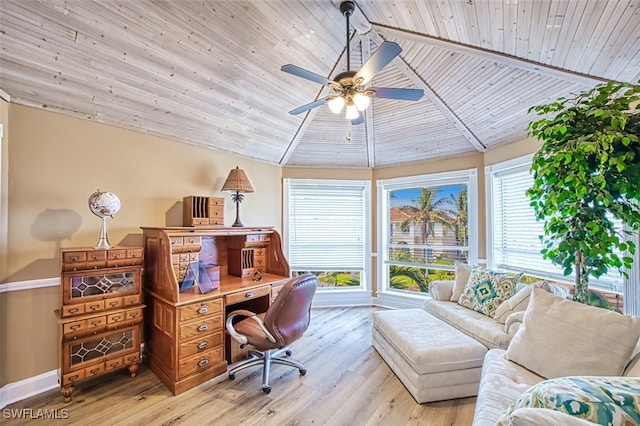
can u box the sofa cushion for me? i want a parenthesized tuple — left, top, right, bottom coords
(493, 281, 550, 324)
(496, 376, 640, 426)
(458, 269, 522, 318)
(450, 261, 473, 302)
(504, 407, 596, 426)
(472, 349, 543, 426)
(506, 287, 640, 378)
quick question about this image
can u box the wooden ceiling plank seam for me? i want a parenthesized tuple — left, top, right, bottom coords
(547, 0, 588, 68)
(575, 0, 634, 76)
(590, 0, 640, 80)
(537, 0, 567, 64)
(526, 0, 553, 64)
(502, 0, 519, 56)
(559, 0, 609, 72)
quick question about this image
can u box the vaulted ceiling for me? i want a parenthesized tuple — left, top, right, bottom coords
(1, 1, 638, 168)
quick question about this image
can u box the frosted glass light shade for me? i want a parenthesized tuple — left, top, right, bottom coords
(353, 92, 371, 111)
(345, 104, 359, 120)
(327, 96, 345, 114)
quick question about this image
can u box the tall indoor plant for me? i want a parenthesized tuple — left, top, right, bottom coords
(526, 81, 640, 303)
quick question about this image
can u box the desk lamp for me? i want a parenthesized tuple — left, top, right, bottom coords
(221, 166, 254, 227)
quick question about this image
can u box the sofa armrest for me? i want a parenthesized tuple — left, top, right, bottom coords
(505, 407, 596, 425)
(429, 280, 455, 301)
(505, 310, 525, 337)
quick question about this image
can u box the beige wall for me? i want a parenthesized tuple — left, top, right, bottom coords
(1, 105, 281, 385)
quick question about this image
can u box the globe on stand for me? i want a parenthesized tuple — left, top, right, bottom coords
(88, 190, 121, 249)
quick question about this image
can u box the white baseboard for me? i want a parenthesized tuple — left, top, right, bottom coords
(0, 370, 59, 409)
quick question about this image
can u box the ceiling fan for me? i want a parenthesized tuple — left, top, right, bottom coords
(281, 1, 424, 123)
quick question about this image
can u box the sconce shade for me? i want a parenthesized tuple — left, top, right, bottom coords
(221, 166, 254, 193)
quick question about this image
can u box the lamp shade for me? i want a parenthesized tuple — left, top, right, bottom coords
(221, 166, 254, 193)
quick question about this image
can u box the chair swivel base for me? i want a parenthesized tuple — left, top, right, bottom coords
(228, 347, 307, 394)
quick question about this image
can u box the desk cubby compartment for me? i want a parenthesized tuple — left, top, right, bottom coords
(183, 196, 224, 227)
(228, 248, 259, 277)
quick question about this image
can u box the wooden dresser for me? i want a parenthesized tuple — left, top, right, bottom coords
(140, 226, 290, 395)
(55, 247, 145, 402)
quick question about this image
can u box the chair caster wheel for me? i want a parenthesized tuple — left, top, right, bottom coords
(229, 373, 236, 381)
(299, 368, 307, 376)
(285, 349, 292, 356)
(262, 385, 271, 394)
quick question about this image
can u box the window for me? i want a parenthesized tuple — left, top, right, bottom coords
(486, 155, 631, 294)
(284, 179, 370, 289)
(378, 169, 478, 295)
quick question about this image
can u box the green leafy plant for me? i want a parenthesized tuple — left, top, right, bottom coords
(526, 81, 640, 303)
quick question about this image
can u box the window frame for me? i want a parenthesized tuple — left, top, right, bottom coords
(283, 178, 371, 292)
(485, 154, 635, 296)
(377, 169, 478, 298)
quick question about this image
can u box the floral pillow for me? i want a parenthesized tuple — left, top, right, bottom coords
(457, 269, 522, 318)
(496, 376, 640, 425)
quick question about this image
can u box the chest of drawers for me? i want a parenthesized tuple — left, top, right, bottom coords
(56, 247, 144, 402)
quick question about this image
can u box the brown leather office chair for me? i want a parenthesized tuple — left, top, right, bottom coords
(225, 274, 317, 394)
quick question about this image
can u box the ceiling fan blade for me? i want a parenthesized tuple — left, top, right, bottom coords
(371, 87, 424, 101)
(351, 114, 365, 126)
(288, 98, 329, 115)
(353, 41, 402, 85)
(281, 64, 334, 86)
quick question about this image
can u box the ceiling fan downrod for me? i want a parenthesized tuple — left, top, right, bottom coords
(340, 1, 356, 72)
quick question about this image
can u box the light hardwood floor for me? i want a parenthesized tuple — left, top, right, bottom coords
(4, 307, 476, 425)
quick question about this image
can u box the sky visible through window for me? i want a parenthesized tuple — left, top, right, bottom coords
(389, 185, 464, 210)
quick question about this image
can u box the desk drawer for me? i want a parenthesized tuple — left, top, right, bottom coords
(178, 346, 223, 378)
(178, 315, 223, 341)
(225, 286, 270, 305)
(179, 299, 223, 322)
(179, 331, 223, 358)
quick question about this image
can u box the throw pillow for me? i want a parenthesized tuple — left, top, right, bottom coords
(449, 261, 472, 302)
(493, 280, 550, 324)
(506, 287, 640, 378)
(496, 376, 640, 426)
(504, 408, 595, 426)
(457, 269, 522, 318)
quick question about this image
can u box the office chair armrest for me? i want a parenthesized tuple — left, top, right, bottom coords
(226, 309, 277, 344)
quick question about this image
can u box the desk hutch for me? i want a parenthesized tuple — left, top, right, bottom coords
(140, 226, 290, 395)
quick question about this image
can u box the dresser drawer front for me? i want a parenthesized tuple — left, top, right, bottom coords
(61, 370, 86, 386)
(178, 347, 223, 378)
(61, 304, 86, 317)
(178, 315, 223, 341)
(179, 299, 223, 322)
(225, 286, 270, 305)
(179, 331, 223, 358)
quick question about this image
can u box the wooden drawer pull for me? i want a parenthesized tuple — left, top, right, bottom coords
(68, 374, 80, 382)
(197, 306, 208, 314)
(197, 341, 208, 349)
(245, 292, 254, 298)
(68, 308, 79, 314)
(71, 256, 80, 261)
(89, 368, 100, 375)
(197, 358, 209, 367)
(197, 324, 208, 332)
(70, 324, 81, 331)
(91, 320, 102, 326)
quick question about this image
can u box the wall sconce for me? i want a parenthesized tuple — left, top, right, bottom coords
(221, 166, 254, 227)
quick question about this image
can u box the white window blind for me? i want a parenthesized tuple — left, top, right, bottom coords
(489, 160, 625, 293)
(286, 181, 366, 272)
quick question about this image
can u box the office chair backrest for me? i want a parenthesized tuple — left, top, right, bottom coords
(263, 274, 317, 347)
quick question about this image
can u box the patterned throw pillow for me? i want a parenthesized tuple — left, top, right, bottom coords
(457, 269, 522, 318)
(496, 376, 640, 426)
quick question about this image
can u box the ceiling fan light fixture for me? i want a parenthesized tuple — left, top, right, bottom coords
(353, 92, 371, 111)
(327, 96, 345, 114)
(345, 103, 359, 120)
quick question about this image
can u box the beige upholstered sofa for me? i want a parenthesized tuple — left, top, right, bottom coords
(424, 273, 640, 425)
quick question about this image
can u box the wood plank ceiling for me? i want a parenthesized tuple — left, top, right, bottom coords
(1, 1, 638, 168)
